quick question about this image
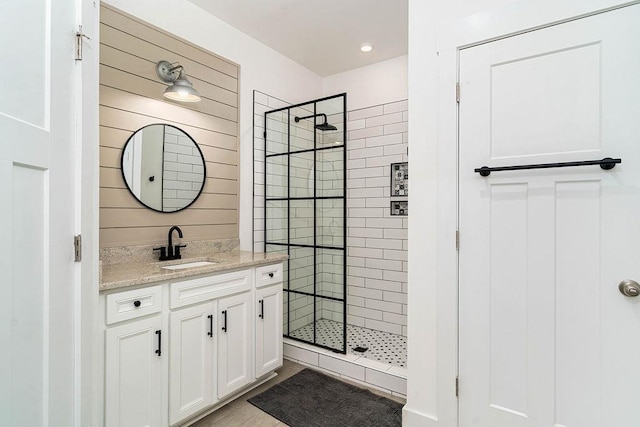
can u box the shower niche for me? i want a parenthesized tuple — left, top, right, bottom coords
(263, 93, 347, 353)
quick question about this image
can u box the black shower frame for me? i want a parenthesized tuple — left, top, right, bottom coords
(263, 93, 347, 354)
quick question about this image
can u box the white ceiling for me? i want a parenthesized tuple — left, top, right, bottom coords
(186, 0, 408, 77)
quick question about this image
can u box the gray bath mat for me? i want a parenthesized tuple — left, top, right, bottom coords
(248, 368, 402, 427)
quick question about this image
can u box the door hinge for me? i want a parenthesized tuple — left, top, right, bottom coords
(456, 82, 460, 103)
(456, 376, 459, 397)
(456, 230, 460, 250)
(75, 25, 91, 61)
(74, 235, 82, 262)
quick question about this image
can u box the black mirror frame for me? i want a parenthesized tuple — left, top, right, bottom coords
(120, 123, 207, 213)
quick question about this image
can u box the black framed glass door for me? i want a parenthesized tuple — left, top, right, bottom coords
(264, 93, 347, 353)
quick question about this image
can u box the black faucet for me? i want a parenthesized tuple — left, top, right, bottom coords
(154, 225, 187, 261)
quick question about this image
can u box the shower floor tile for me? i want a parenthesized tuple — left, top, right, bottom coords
(288, 319, 407, 368)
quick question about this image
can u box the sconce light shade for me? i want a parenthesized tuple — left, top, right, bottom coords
(156, 60, 201, 103)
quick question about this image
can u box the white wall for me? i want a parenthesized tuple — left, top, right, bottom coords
(323, 55, 408, 111)
(102, 0, 323, 251)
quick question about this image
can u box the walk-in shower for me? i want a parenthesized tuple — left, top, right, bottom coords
(263, 93, 347, 353)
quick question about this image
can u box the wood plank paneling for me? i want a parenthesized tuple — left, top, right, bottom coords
(100, 4, 239, 248)
(100, 167, 126, 190)
(100, 120, 237, 153)
(99, 52, 238, 107)
(100, 63, 238, 118)
(100, 225, 238, 248)
(101, 6, 238, 78)
(100, 87, 237, 136)
(100, 208, 237, 228)
(100, 128, 237, 167)
(101, 188, 238, 210)
(100, 25, 238, 93)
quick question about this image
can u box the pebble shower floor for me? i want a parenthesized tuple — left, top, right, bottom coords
(289, 319, 407, 368)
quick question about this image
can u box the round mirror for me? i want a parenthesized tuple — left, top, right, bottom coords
(121, 124, 206, 212)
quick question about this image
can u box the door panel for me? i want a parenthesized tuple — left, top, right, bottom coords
(0, 0, 77, 425)
(169, 301, 216, 425)
(105, 316, 163, 427)
(459, 5, 640, 427)
(256, 285, 283, 377)
(218, 292, 252, 398)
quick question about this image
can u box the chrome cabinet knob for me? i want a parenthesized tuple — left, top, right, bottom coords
(619, 280, 640, 297)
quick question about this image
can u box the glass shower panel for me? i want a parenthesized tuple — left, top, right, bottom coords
(317, 198, 344, 248)
(316, 148, 344, 198)
(316, 96, 345, 149)
(316, 248, 344, 300)
(288, 246, 314, 294)
(289, 152, 314, 198)
(289, 200, 314, 247)
(265, 155, 287, 199)
(315, 297, 345, 351)
(265, 201, 287, 244)
(265, 111, 288, 155)
(264, 93, 347, 354)
(289, 105, 315, 152)
(288, 294, 314, 338)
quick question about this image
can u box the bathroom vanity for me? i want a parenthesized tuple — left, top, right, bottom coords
(99, 251, 286, 427)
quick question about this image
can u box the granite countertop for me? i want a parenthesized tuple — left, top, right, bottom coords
(100, 250, 287, 292)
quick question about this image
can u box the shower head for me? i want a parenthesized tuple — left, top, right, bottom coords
(315, 121, 338, 132)
(294, 113, 338, 132)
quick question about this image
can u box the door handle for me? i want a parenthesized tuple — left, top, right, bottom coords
(258, 299, 264, 319)
(155, 330, 162, 356)
(221, 310, 227, 332)
(207, 314, 213, 337)
(619, 279, 640, 297)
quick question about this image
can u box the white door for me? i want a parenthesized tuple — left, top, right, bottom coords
(255, 284, 283, 378)
(218, 291, 253, 398)
(105, 316, 163, 427)
(0, 1, 81, 426)
(169, 301, 217, 425)
(459, 5, 640, 427)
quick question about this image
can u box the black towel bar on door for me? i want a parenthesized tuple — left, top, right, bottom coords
(474, 157, 621, 177)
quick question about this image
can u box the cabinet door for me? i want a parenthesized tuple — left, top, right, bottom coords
(105, 315, 163, 427)
(255, 284, 283, 378)
(169, 301, 216, 425)
(217, 291, 253, 398)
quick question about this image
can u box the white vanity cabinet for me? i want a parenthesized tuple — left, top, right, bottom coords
(168, 301, 216, 425)
(104, 286, 164, 427)
(100, 262, 283, 427)
(217, 291, 253, 398)
(254, 264, 284, 378)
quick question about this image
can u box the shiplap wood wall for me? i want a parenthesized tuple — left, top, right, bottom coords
(99, 4, 239, 247)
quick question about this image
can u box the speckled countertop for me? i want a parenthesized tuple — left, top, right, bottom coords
(100, 250, 287, 292)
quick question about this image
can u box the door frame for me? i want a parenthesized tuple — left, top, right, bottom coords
(405, 0, 640, 426)
(77, 2, 100, 426)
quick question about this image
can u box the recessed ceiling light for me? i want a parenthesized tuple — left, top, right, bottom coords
(360, 43, 373, 53)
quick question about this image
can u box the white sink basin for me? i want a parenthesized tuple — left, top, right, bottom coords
(161, 261, 217, 270)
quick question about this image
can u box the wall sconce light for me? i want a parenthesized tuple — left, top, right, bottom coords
(155, 60, 201, 103)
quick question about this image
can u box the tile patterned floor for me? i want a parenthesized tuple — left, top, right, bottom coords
(288, 319, 407, 368)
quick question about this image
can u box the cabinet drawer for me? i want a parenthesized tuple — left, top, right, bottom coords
(255, 263, 283, 288)
(105, 285, 162, 325)
(170, 269, 252, 309)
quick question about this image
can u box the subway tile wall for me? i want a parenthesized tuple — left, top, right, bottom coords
(346, 100, 408, 337)
(162, 126, 205, 211)
(254, 92, 408, 337)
